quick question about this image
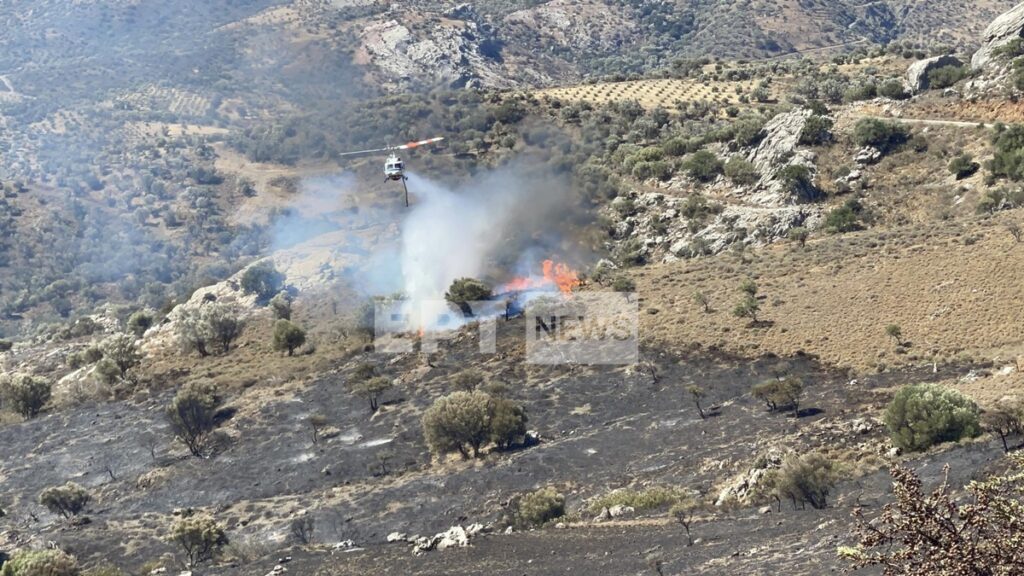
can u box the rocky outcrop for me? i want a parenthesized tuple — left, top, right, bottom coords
(359, 19, 511, 90)
(715, 448, 785, 506)
(745, 108, 818, 206)
(906, 55, 964, 92)
(972, 2, 1024, 69)
(408, 523, 486, 554)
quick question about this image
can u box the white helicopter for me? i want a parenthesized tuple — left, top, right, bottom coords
(338, 136, 445, 207)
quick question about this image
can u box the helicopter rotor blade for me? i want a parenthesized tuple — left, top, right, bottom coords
(394, 137, 445, 151)
(337, 146, 394, 158)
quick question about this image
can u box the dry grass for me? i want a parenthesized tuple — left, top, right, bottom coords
(631, 212, 1024, 374)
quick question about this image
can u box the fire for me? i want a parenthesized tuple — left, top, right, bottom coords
(501, 259, 581, 295)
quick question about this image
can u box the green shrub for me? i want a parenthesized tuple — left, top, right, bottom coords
(926, 65, 967, 90)
(240, 260, 285, 302)
(884, 384, 981, 452)
(422, 391, 493, 458)
(843, 82, 877, 102)
(1, 373, 52, 418)
(751, 378, 804, 415)
(778, 165, 819, 201)
(489, 397, 528, 450)
(825, 198, 868, 233)
(631, 160, 673, 181)
(514, 487, 565, 528)
(948, 155, 980, 180)
(272, 320, 306, 356)
(989, 125, 1024, 181)
(39, 482, 91, 519)
(1, 549, 80, 576)
(445, 278, 492, 315)
(724, 157, 759, 185)
(799, 115, 834, 146)
(878, 79, 910, 100)
(586, 487, 684, 514)
(167, 382, 222, 457)
(127, 310, 154, 337)
(773, 452, 837, 509)
(451, 369, 484, 392)
(99, 333, 141, 380)
(351, 376, 392, 412)
(422, 391, 527, 458)
(269, 292, 292, 320)
(682, 150, 724, 182)
(852, 119, 908, 151)
(611, 275, 636, 292)
(168, 515, 229, 567)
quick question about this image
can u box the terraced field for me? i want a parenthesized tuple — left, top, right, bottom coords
(537, 77, 777, 111)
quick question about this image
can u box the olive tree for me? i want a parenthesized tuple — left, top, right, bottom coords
(273, 320, 306, 356)
(99, 333, 141, 380)
(422, 391, 493, 458)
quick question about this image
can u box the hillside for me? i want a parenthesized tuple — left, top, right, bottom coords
(5, 1, 1024, 576)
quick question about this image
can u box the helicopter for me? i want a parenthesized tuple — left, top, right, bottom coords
(338, 137, 445, 207)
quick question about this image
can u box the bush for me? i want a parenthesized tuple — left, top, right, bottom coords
(773, 452, 836, 509)
(778, 164, 819, 201)
(877, 79, 910, 100)
(0, 340, 11, 352)
(513, 487, 565, 529)
(852, 119, 908, 151)
(0, 549, 80, 576)
(39, 482, 91, 519)
(733, 294, 760, 323)
(1, 373, 52, 418)
(799, 115, 834, 146)
(825, 198, 868, 233)
(99, 333, 141, 380)
(422, 391, 493, 458)
(724, 157, 759, 185)
(989, 125, 1024, 181)
(167, 382, 222, 457)
(445, 278, 492, 315)
(127, 310, 154, 337)
(201, 303, 244, 354)
(926, 64, 967, 89)
(489, 397, 528, 450)
(751, 378, 804, 415)
(884, 384, 981, 452)
(948, 155, 980, 180)
(788, 227, 809, 246)
(240, 261, 285, 302)
(682, 150, 724, 182)
(168, 515, 229, 567)
(631, 160, 673, 181)
(586, 487, 684, 515)
(611, 275, 636, 292)
(272, 320, 306, 356)
(451, 369, 484, 392)
(351, 376, 392, 412)
(269, 292, 292, 320)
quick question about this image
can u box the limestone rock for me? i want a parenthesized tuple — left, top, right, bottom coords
(906, 55, 964, 93)
(386, 532, 408, 543)
(973, 2, 1024, 70)
(855, 147, 883, 166)
(607, 504, 635, 519)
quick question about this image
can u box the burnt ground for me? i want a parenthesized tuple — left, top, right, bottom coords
(0, 317, 1007, 574)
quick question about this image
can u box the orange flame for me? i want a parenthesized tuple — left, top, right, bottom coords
(501, 259, 580, 295)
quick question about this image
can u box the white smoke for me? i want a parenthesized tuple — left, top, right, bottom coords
(394, 163, 573, 327)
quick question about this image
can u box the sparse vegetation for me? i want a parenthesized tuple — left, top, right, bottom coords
(982, 397, 1024, 453)
(587, 486, 685, 515)
(687, 384, 707, 419)
(884, 384, 981, 452)
(351, 376, 393, 412)
(948, 154, 979, 180)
